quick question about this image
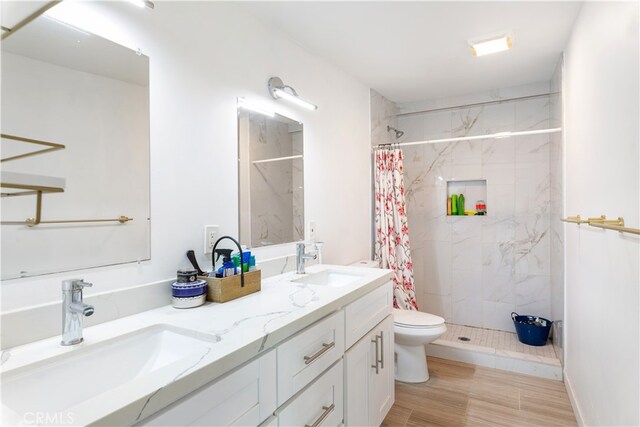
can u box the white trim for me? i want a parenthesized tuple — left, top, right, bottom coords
(374, 127, 562, 148)
(564, 369, 585, 427)
(252, 154, 303, 165)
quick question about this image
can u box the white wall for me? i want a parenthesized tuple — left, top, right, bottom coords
(1, 2, 371, 312)
(563, 2, 639, 426)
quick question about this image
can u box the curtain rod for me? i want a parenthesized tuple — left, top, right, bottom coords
(373, 128, 561, 150)
(396, 92, 560, 117)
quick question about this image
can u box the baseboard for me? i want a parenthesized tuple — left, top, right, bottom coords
(563, 369, 585, 427)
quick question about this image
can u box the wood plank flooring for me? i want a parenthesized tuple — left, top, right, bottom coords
(382, 357, 577, 427)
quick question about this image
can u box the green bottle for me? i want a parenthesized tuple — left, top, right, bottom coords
(458, 194, 465, 215)
(451, 194, 458, 216)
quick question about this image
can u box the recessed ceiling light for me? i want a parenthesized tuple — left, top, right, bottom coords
(469, 33, 513, 57)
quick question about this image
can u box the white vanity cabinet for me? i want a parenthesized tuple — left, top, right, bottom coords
(342, 282, 394, 427)
(136, 349, 277, 426)
(277, 310, 345, 405)
(276, 360, 344, 427)
(344, 315, 394, 427)
(137, 280, 394, 427)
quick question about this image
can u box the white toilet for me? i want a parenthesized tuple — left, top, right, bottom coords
(350, 260, 447, 383)
(393, 308, 446, 383)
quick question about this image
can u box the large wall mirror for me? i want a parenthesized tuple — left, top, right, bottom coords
(1, 13, 150, 279)
(238, 101, 304, 248)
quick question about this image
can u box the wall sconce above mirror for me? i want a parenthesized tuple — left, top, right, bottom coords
(267, 77, 318, 111)
(238, 98, 304, 248)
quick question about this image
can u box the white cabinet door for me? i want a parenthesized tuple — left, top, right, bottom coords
(369, 315, 394, 427)
(344, 327, 374, 426)
(277, 361, 343, 427)
(344, 314, 394, 427)
(136, 350, 277, 426)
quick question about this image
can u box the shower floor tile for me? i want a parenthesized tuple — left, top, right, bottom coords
(428, 323, 562, 380)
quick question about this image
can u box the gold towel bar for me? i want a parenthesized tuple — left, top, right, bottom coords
(1, 133, 66, 163)
(561, 215, 589, 224)
(25, 216, 133, 226)
(2, 216, 133, 227)
(561, 215, 639, 235)
(589, 222, 640, 235)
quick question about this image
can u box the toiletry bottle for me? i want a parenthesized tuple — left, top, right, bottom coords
(447, 197, 452, 216)
(223, 260, 236, 277)
(451, 194, 458, 216)
(458, 194, 465, 215)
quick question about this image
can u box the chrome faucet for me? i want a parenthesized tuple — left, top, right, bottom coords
(61, 279, 94, 346)
(296, 242, 317, 274)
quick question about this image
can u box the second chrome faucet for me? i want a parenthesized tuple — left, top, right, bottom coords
(296, 242, 318, 274)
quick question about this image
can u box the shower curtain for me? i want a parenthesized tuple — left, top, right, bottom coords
(374, 148, 419, 310)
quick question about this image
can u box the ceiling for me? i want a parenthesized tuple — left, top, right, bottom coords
(238, 1, 583, 103)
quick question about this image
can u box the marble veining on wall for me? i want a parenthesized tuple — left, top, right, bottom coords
(395, 83, 558, 332)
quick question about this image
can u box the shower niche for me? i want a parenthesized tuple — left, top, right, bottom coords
(446, 179, 487, 216)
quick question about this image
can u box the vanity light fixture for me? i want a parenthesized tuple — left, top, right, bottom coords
(238, 97, 275, 118)
(268, 77, 318, 111)
(127, 0, 155, 9)
(469, 32, 513, 57)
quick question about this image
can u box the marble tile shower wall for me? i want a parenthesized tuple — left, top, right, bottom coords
(398, 95, 555, 332)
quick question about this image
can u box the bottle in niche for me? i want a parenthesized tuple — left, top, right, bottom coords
(458, 194, 465, 215)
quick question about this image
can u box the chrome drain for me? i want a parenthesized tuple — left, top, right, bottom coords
(458, 336, 471, 342)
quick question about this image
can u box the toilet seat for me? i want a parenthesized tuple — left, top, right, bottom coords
(393, 308, 445, 329)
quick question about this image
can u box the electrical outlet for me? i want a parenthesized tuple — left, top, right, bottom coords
(308, 220, 317, 242)
(204, 225, 219, 254)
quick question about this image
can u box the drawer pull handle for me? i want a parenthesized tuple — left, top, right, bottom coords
(305, 403, 335, 427)
(371, 336, 379, 374)
(378, 331, 384, 369)
(304, 342, 335, 365)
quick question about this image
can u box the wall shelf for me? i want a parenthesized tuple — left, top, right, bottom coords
(446, 179, 487, 216)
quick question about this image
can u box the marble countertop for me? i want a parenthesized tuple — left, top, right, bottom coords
(1, 264, 392, 426)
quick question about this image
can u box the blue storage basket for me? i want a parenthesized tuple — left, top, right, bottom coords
(511, 312, 552, 346)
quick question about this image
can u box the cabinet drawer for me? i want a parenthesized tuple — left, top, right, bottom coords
(277, 310, 345, 405)
(345, 282, 392, 348)
(136, 350, 276, 426)
(277, 361, 344, 427)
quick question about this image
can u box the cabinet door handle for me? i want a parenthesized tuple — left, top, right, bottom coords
(305, 403, 335, 427)
(378, 331, 384, 369)
(304, 341, 335, 365)
(371, 336, 379, 374)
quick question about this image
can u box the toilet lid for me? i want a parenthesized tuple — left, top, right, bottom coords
(393, 308, 445, 328)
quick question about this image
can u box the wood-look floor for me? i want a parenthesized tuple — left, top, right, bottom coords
(382, 357, 577, 427)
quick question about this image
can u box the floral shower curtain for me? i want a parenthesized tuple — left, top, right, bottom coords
(374, 148, 419, 311)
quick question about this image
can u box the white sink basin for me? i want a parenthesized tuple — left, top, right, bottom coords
(293, 269, 366, 287)
(1, 325, 219, 419)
